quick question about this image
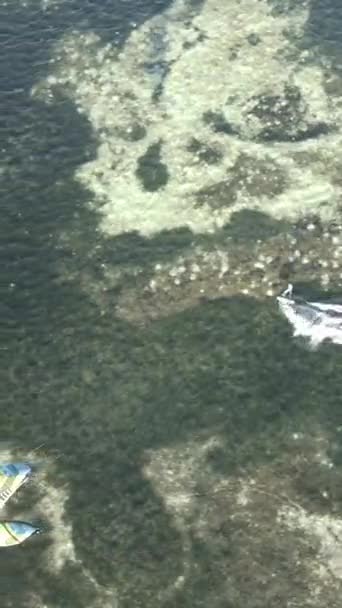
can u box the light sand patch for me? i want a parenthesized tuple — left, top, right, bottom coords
(143, 435, 224, 519)
(278, 506, 342, 580)
(143, 435, 228, 600)
(34, 459, 119, 606)
(33, 0, 342, 238)
(143, 425, 342, 606)
(35, 472, 76, 571)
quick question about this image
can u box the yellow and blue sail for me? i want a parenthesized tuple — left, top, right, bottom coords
(0, 463, 39, 547)
(0, 463, 32, 508)
(0, 521, 40, 547)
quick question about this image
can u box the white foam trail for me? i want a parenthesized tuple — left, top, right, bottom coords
(277, 284, 342, 348)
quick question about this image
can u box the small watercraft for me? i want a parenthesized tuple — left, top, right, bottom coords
(277, 283, 342, 348)
(0, 462, 41, 547)
(0, 463, 32, 508)
(0, 521, 40, 547)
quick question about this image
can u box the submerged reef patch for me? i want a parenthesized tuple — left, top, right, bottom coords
(136, 141, 169, 191)
(186, 137, 223, 165)
(143, 423, 342, 608)
(5, 244, 342, 607)
(245, 85, 331, 143)
(195, 153, 287, 209)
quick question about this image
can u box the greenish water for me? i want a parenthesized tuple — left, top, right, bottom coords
(2, 0, 342, 606)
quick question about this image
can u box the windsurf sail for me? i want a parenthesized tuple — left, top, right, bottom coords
(0, 463, 32, 508)
(0, 521, 40, 547)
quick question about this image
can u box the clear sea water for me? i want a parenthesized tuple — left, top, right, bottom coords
(2, 1, 342, 607)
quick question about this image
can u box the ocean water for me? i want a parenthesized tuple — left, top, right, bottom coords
(2, 0, 342, 606)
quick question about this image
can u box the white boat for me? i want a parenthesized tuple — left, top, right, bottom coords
(277, 283, 342, 348)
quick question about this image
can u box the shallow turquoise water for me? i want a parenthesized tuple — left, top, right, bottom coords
(2, 1, 342, 606)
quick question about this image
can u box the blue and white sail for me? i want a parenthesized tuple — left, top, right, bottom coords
(0, 521, 40, 547)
